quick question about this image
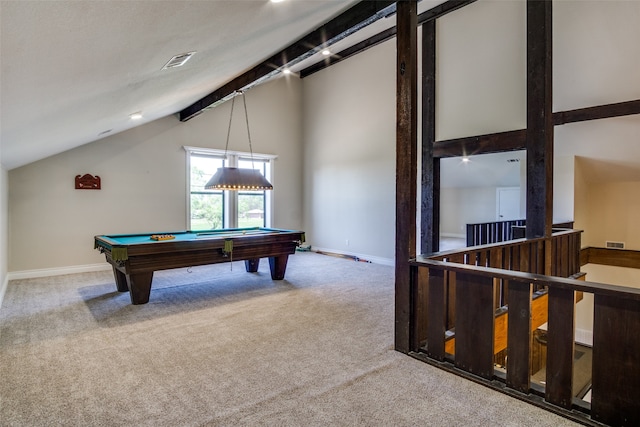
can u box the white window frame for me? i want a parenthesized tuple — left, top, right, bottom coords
(183, 146, 276, 230)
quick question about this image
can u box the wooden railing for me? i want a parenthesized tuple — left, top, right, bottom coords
(466, 219, 574, 246)
(409, 230, 640, 426)
(466, 219, 525, 247)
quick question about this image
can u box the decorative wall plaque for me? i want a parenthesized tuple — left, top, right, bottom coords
(75, 174, 101, 190)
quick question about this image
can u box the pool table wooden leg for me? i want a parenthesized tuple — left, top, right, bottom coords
(268, 255, 289, 280)
(126, 272, 154, 305)
(244, 258, 260, 272)
(112, 267, 129, 292)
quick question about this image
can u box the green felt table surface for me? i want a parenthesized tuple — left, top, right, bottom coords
(96, 227, 291, 246)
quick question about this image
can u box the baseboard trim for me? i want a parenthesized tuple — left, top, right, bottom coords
(7, 263, 111, 281)
(311, 247, 394, 266)
(0, 275, 8, 309)
(441, 233, 465, 239)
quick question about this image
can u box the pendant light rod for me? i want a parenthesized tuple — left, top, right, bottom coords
(241, 91, 256, 170)
(204, 90, 273, 191)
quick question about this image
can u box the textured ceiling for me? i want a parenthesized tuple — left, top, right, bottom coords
(0, 0, 362, 170)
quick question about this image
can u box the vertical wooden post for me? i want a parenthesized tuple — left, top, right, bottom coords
(526, 0, 553, 275)
(421, 19, 439, 255)
(395, 0, 418, 353)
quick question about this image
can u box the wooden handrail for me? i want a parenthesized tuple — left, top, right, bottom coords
(413, 257, 640, 301)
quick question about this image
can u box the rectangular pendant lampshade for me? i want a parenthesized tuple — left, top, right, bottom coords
(204, 167, 273, 190)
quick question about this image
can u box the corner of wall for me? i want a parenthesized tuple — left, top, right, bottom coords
(0, 163, 8, 309)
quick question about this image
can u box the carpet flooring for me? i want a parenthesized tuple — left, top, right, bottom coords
(0, 252, 580, 426)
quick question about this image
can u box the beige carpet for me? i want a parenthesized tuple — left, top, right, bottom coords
(1, 252, 580, 426)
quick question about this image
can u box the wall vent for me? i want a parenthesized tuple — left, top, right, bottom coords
(606, 241, 625, 249)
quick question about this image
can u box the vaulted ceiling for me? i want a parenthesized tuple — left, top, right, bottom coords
(2, 0, 638, 188)
(2, 0, 391, 170)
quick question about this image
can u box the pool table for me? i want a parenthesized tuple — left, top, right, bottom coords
(94, 227, 305, 305)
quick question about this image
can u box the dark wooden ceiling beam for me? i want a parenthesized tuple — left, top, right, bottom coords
(179, 0, 396, 121)
(418, 0, 478, 23)
(301, 0, 478, 78)
(300, 26, 397, 78)
(433, 98, 640, 158)
(434, 129, 527, 158)
(554, 99, 640, 126)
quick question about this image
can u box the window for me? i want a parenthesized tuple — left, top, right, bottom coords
(184, 147, 275, 230)
(237, 157, 271, 228)
(189, 154, 225, 230)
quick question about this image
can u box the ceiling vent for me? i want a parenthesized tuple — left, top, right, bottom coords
(162, 52, 196, 70)
(606, 241, 625, 249)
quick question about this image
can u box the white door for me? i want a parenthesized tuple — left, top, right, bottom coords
(497, 187, 520, 220)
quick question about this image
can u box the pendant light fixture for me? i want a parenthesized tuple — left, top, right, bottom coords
(204, 91, 273, 191)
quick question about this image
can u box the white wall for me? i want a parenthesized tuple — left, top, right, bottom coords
(552, 154, 574, 223)
(440, 187, 499, 237)
(0, 164, 8, 304)
(436, 1, 526, 238)
(578, 181, 640, 251)
(8, 77, 304, 273)
(302, 39, 396, 264)
(437, 0, 526, 140)
(301, 1, 531, 262)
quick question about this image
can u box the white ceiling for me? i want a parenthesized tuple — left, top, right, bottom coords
(2, 0, 638, 188)
(1, 0, 369, 170)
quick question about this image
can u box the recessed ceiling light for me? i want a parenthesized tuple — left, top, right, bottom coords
(162, 51, 196, 70)
(270, 0, 286, 3)
(283, 69, 292, 75)
(322, 49, 331, 56)
(462, 157, 470, 163)
(130, 112, 143, 120)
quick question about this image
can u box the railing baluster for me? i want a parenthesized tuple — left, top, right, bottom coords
(426, 268, 446, 361)
(411, 265, 429, 350)
(545, 286, 575, 409)
(490, 248, 504, 307)
(506, 279, 532, 393)
(520, 242, 531, 272)
(454, 272, 495, 379)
